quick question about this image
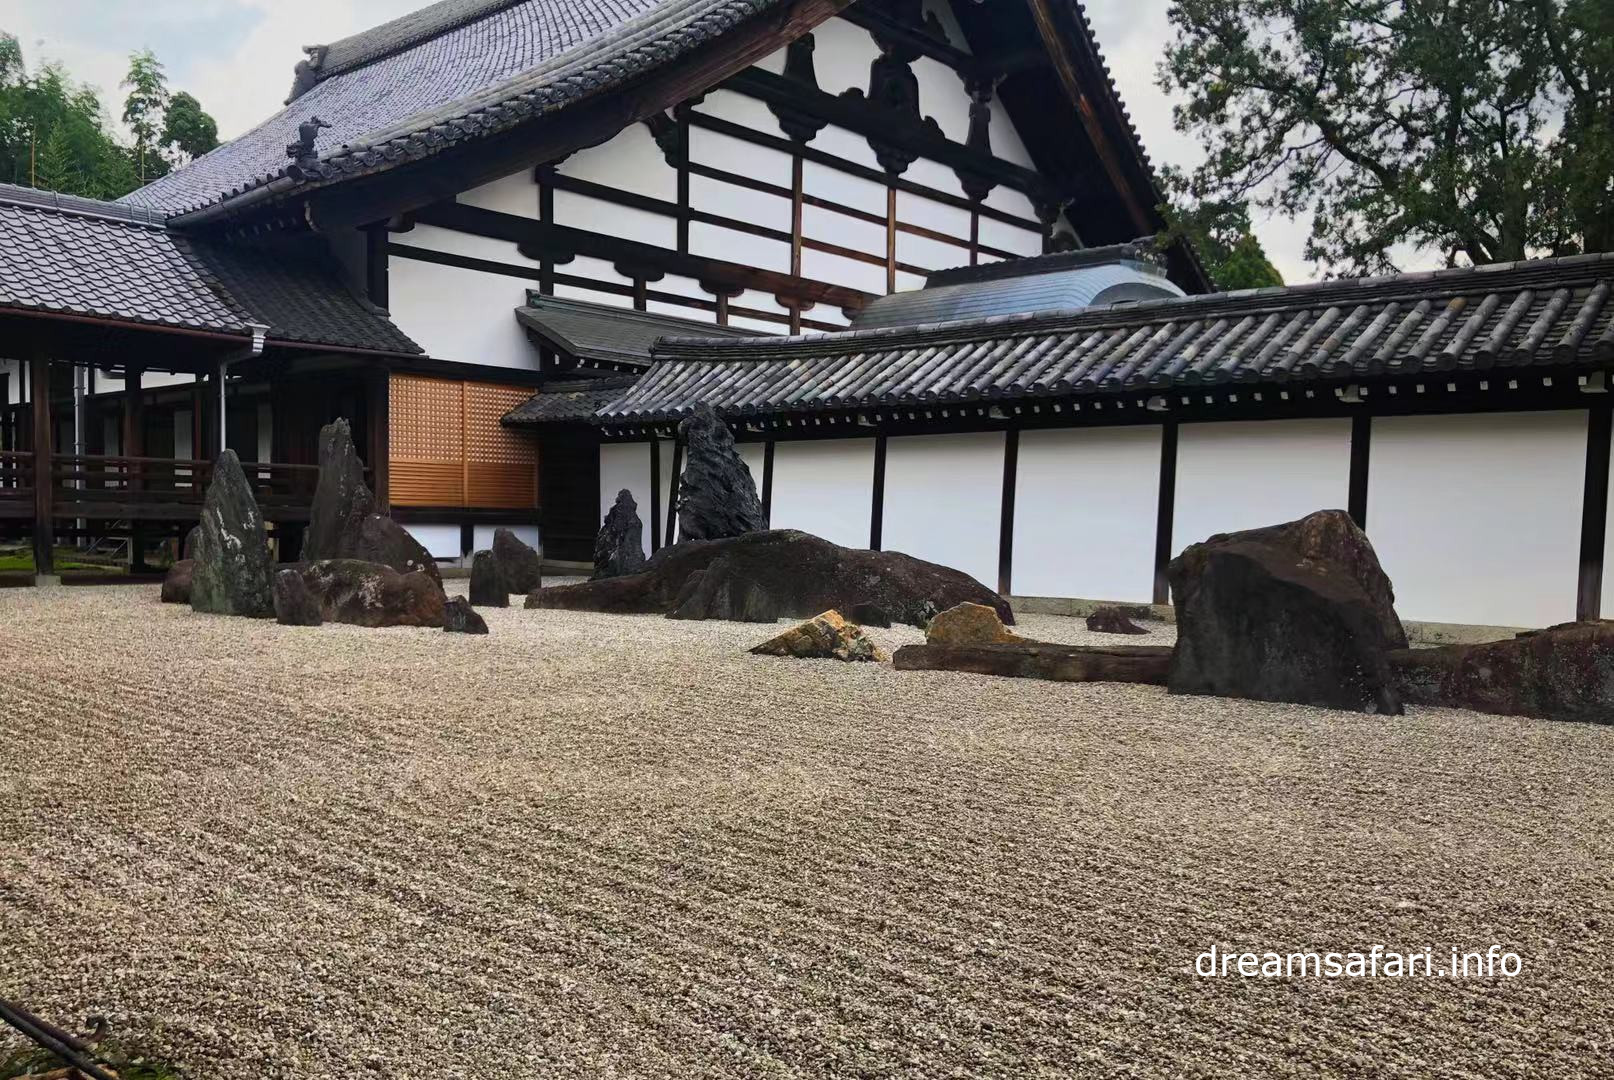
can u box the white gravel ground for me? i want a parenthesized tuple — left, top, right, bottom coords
(1, 583, 1611, 1079)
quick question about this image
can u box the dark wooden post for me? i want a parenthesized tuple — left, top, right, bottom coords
(761, 440, 775, 525)
(30, 353, 53, 577)
(1152, 422, 1179, 606)
(649, 438, 662, 552)
(1577, 404, 1612, 622)
(123, 365, 149, 571)
(1348, 414, 1371, 530)
(367, 368, 390, 511)
(998, 428, 1019, 596)
(869, 435, 887, 550)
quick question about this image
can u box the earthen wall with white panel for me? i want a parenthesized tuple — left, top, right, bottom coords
(768, 438, 875, 549)
(882, 432, 1004, 588)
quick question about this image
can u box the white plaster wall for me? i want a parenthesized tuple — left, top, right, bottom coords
(553, 189, 676, 247)
(1013, 426, 1161, 602)
(394, 224, 541, 267)
(690, 172, 791, 233)
(404, 523, 462, 560)
(737, 443, 765, 495)
(910, 57, 970, 144)
(882, 432, 1004, 589)
(459, 169, 540, 217)
(1370, 411, 1586, 628)
(561, 121, 677, 202)
(474, 523, 541, 555)
(1173, 418, 1352, 556)
(979, 213, 1044, 258)
(810, 17, 882, 97)
(813, 124, 884, 175)
(803, 202, 885, 257)
(696, 90, 784, 137)
(769, 438, 875, 549)
(388, 255, 537, 367)
(691, 221, 790, 273)
(803, 157, 886, 215)
(801, 248, 888, 296)
(688, 126, 793, 186)
(601, 442, 654, 558)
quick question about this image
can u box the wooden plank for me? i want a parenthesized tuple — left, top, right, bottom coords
(893, 642, 1172, 684)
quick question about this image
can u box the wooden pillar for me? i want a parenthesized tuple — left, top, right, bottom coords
(997, 428, 1019, 596)
(1348, 414, 1371, 530)
(869, 435, 887, 550)
(1576, 404, 1612, 622)
(124, 365, 149, 572)
(761, 440, 775, 525)
(1152, 422, 1179, 606)
(367, 368, 390, 511)
(649, 438, 662, 552)
(30, 353, 53, 577)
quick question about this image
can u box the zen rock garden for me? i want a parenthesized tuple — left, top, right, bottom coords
(159, 404, 1613, 723)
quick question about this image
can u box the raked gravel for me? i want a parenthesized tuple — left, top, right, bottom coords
(0, 583, 1610, 1079)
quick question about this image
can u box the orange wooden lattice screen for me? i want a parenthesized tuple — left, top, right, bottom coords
(389, 375, 537, 508)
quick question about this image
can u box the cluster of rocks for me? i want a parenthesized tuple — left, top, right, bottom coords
(162, 420, 497, 635)
(894, 602, 1172, 684)
(751, 610, 888, 663)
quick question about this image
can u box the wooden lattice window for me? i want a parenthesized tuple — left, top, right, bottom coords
(389, 375, 537, 509)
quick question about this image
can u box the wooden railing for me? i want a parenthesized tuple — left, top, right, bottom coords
(48, 454, 325, 522)
(0, 451, 33, 518)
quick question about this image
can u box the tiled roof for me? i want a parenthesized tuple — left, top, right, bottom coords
(121, 0, 783, 218)
(593, 254, 1614, 424)
(503, 375, 641, 423)
(515, 294, 756, 368)
(0, 184, 421, 354)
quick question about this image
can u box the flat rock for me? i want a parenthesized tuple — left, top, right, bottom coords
(190, 449, 275, 618)
(304, 419, 441, 585)
(493, 527, 542, 594)
(1389, 621, 1614, 722)
(468, 550, 508, 607)
(443, 596, 490, 635)
(751, 610, 887, 662)
(528, 530, 1011, 628)
(287, 559, 446, 628)
(593, 488, 648, 580)
(273, 567, 323, 626)
(1086, 605, 1149, 635)
(675, 404, 766, 541)
(161, 559, 194, 604)
(1168, 535, 1403, 714)
(926, 602, 1024, 645)
(895, 642, 1172, 684)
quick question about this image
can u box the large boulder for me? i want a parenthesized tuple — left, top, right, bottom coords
(926, 602, 1025, 646)
(443, 596, 490, 635)
(593, 489, 647, 580)
(493, 528, 542, 594)
(161, 559, 194, 604)
(283, 559, 446, 628)
(528, 529, 1011, 628)
(675, 404, 766, 541)
(751, 610, 888, 662)
(1167, 520, 1403, 714)
(1388, 621, 1614, 722)
(305, 419, 441, 585)
(273, 567, 323, 626)
(190, 450, 275, 618)
(468, 550, 508, 607)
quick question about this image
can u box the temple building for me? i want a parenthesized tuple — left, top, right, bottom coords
(2, 0, 1612, 630)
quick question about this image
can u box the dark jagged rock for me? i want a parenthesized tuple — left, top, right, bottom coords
(285, 559, 446, 628)
(1168, 530, 1403, 715)
(1197, 510, 1407, 649)
(190, 450, 275, 618)
(443, 596, 490, 635)
(593, 489, 648, 580)
(675, 404, 766, 541)
(493, 527, 542, 594)
(161, 559, 194, 604)
(1086, 606, 1149, 635)
(469, 550, 508, 607)
(1388, 621, 1614, 722)
(305, 419, 441, 585)
(751, 610, 888, 662)
(846, 602, 892, 628)
(273, 567, 323, 626)
(528, 529, 1011, 628)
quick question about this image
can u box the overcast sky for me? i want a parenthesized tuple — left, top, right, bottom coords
(8, 0, 1335, 282)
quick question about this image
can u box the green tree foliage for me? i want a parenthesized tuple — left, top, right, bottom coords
(1160, 0, 1614, 274)
(0, 35, 219, 198)
(1157, 167, 1285, 290)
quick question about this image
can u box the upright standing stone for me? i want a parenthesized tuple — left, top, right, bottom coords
(675, 404, 765, 541)
(492, 527, 542, 594)
(190, 450, 275, 618)
(593, 489, 647, 580)
(305, 419, 441, 584)
(443, 596, 490, 635)
(469, 550, 508, 607)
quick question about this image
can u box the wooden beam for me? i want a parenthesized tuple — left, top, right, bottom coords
(650, 437, 662, 552)
(761, 439, 775, 524)
(1152, 421, 1178, 605)
(30, 353, 53, 577)
(1348, 413, 1371, 529)
(1577, 404, 1612, 621)
(365, 225, 389, 307)
(998, 427, 1018, 595)
(870, 434, 887, 550)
